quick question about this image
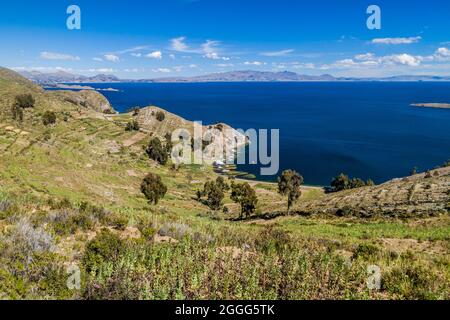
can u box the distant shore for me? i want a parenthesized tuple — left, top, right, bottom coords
(44, 83, 120, 92)
(411, 103, 450, 109)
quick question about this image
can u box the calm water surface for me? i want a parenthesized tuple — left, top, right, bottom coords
(81, 82, 450, 185)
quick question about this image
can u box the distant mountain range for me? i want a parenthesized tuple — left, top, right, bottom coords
(18, 70, 450, 84)
(19, 70, 121, 84)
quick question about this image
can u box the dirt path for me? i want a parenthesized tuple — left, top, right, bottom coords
(123, 132, 147, 147)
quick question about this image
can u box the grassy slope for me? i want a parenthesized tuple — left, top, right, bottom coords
(0, 67, 448, 300)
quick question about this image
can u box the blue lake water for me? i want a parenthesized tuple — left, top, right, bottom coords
(79, 82, 450, 185)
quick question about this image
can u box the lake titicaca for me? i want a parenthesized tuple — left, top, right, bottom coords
(87, 81, 450, 185)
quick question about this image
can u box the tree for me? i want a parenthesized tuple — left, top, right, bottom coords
(278, 170, 303, 213)
(125, 120, 140, 131)
(231, 182, 258, 219)
(330, 173, 373, 192)
(146, 137, 168, 165)
(11, 104, 23, 122)
(42, 111, 56, 126)
(205, 182, 224, 211)
(215, 176, 230, 192)
(14, 94, 35, 109)
(349, 178, 366, 189)
(331, 173, 350, 192)
(164, 133, 173, 155)
(155, 111, 166, 122)
(141, 173, 167, 205)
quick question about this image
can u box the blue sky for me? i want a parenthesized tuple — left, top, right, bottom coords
(1, 0, 450, 78)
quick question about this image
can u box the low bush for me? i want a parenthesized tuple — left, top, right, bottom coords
(82, 229, 125, 274)
(125, 120, 140, 131)
(110, 214, 128, 231)
(11, 104, 23, 122)
(155, 110, 165, 122)
(42, 111, 57, 126)
(14, 94, 35, 109)
(139, 223, 157, 242)
(158, 222, 192, 240)
(383, 264, 443, 299)
(146, 137, 168, 165)
(352, 243, 380, 260)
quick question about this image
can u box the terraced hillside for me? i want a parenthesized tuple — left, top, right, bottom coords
(0, 67, 448, 300)
(296, 168, 450, 218)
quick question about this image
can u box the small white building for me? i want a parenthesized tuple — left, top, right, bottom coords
(213, 160, 225, 167)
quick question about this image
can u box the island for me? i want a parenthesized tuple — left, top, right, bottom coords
(411, 103, 450, 109)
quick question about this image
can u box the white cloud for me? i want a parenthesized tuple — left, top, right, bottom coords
(169, 54, 176, 59)
(436, 47, 450, 56)
(40, 51, 80, 61)
(93, 57, 103, 62)
(372, 36, 422, 45)
(271, 62, 316, 70)
(124, 68, 140, 73)
(202, 40, 229, 60)
(131, 53, 142, 58)
(152, 68, 171, 73)
(354, 53, 375, 61)
(104, 54, 120, 62)
(433, 47, 450, 61)
(260, 49, 294, 57)
(382, 54, 422, 66)
(113, 46, 151, 55)
(326, 52, 423, 69)
(216, 63, 234, 67)
(171, 37, 191, 52)
(87, 68, 115, 73)
(171, 37, 230, 60)
(244, 61, 265, 66)
(291, 62, 316, 69)
(421, 47, 450, 62)
(146, 51, 162, 59)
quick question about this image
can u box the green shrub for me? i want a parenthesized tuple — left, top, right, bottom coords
(139, 224, 156, 242)
(11, 104, 23, 122)
(146, 137, 168, 165)
(125, 120, 140, 131)
(110, 214, 128, 231)
(51, 209, 95, 236)
(42, 111, 57, 126)
(331, 173, 374, 192)
(155, 110, 165, 121)
(383, 264, 442, 299)
(50, 198, 72, 210)
(352, 243, 380, 260)
(256, 226, 292, 255)
(83, 229, 124, 273)
(0, 200, 15, 220)
(14, 94, 35, 109)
